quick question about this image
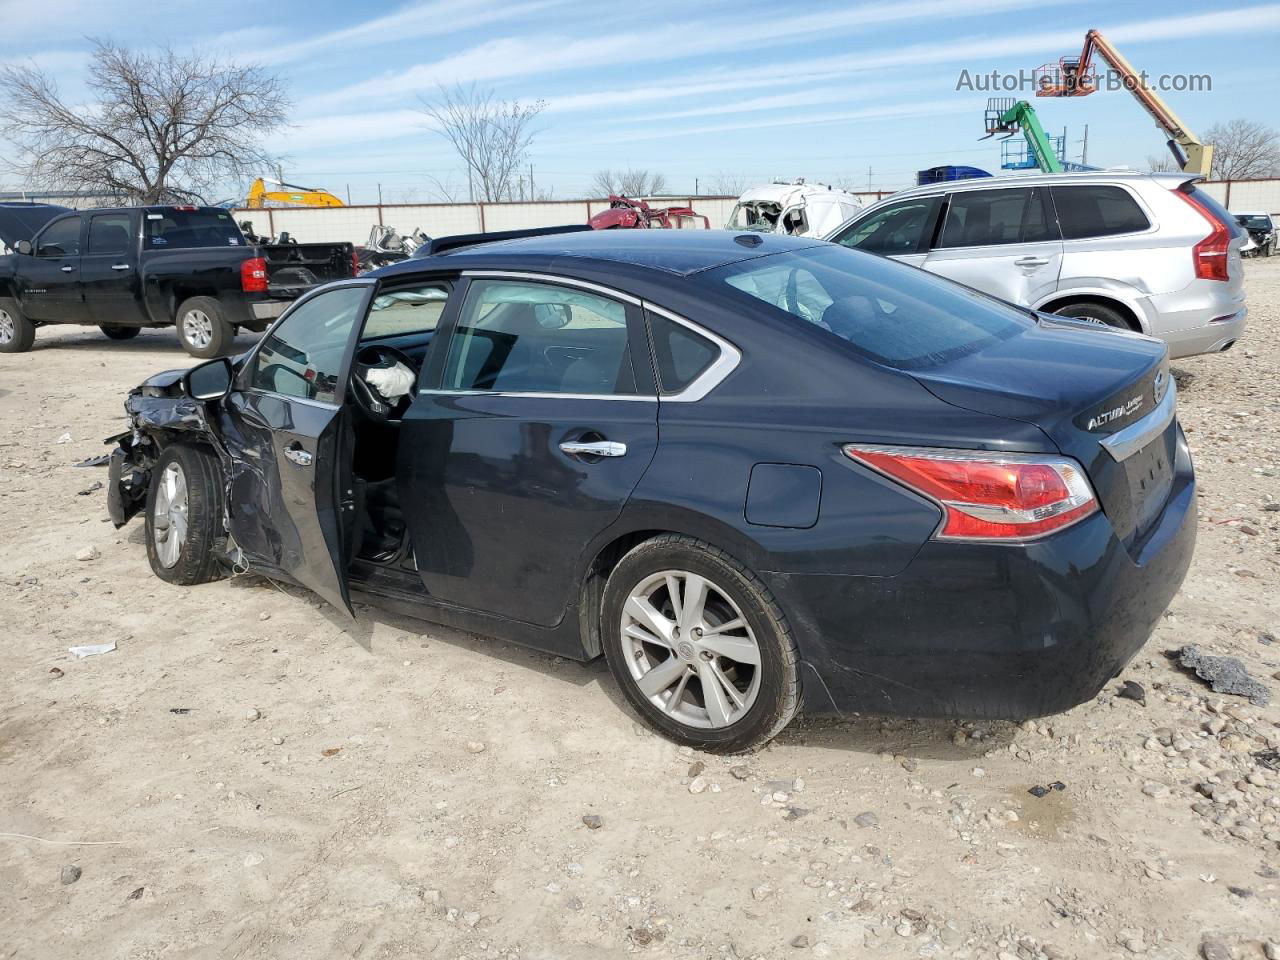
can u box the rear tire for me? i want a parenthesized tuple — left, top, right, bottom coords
(176, 296, 233, 358)
(145, 444, 225, 585)
(100, 325, 141, 341)
(1052, 301, 1133, 330)
(601, 534, 800, 753)
(0, 298, 36, 353)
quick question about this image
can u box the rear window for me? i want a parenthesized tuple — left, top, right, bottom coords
(145, 209, 245, 249)
(1182, 185, 1245, 237)
(713, 245, 1027, 371)
(1051, 185, 1150, 239)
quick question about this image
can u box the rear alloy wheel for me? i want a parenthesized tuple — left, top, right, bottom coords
(145, 444, 225, 585)
(1053, 301, 1132, 330)
(602, 535, 799, 753)
(100, 325, 141, 341)
(0, 298, 36, 353)
(175, 296, 233, 358)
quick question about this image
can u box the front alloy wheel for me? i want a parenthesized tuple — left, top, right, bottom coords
(144, 444, 225, 585)
(602, 534, 800, 753)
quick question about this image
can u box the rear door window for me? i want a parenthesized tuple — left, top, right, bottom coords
(831, 197, 941, 255)
(648, 313, 719, 394)
(442, 280, 638, 395)
(36, 216, 81, 257)
(1051, 185, 1151, 239)
(937, 188, 1054, 248)
(145, 208, 245, 249)
(87, 214, 132, 256)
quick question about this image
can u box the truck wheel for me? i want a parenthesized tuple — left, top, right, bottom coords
(0, 298, 36, 353)
(176, 297, 234, 358)
(100, 325, 141, 341)
(145, 443, 225, 585)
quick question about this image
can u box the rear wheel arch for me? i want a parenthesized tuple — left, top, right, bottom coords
(1038, 294, 1143, 332)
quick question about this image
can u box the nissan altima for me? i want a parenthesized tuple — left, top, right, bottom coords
(105, 228, 1195, 752)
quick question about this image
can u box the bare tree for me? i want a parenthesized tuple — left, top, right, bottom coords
(1203, 119, 1280, 180)
(0, 40, 289, 203)
(1145, 153, 1178, 173)
(706, 172, 751, 196)
(591, 168, 668, 197)
(419, 84, 546, 202)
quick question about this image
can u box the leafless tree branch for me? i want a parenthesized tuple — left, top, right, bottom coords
(419, 84, 546, 203)
(0, 40, 290, 204)
(591, 168, 667, 198)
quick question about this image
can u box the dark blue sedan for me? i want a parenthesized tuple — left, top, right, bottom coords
(106, 228, 1195, 752)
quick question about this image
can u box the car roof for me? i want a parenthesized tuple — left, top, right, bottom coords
(377, 228, 826, 278)
(878, 170, 1194, 200)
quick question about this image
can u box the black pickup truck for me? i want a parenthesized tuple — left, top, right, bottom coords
(0, 204, 355, 357)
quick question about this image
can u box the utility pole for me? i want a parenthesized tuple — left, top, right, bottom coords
(694, 177, 699, 196)
(867, 165, 872, 191)
(1081, 124, 1089, 165)
(377, 183, 382, 205)
(530, 164, 535, 200)
(346, 183, 351, 205)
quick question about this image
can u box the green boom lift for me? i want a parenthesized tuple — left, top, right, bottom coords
(982, 98, 1093, 173)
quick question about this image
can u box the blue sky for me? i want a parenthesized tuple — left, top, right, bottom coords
(2, 0, 1278, 202)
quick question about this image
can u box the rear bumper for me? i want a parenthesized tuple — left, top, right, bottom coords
(1159, 307, 1247, 359)
(250, 300, 291, 322)
(772, 431, 1197, 720)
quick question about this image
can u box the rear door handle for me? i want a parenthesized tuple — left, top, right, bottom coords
(1015, 256, 1050, 267)
(559, 440, 627, 458)
(284, 442, 313, 466)
(60, 265, 76, 273)
(111, 264, 130, 271)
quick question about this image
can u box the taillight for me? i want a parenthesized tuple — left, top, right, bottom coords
(843, 445, 1098, 541)
(241, 256, 268, 293)
(1177, 189, 1231, 282)
(351, 251, 360, 276)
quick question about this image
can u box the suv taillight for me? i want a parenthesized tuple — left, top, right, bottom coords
(351, 251, 360, 276)
(241, 256, 268, 292)
(843, 445, 1098, 541)
(1177, 189, 1231, 282)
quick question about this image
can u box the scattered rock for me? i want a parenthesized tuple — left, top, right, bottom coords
(688, 775, 708, 794)
(244, 708, 261, 721)
(581, 814, 603, 830)
(76, 481, 103, 496)
(321, 747, 341, 757)
(126, 887, 144, 901)
(1263, 942, 1279, 960)
(1142, 782, 1170, 799)
(751, 883, 774, 901)
(1029, 785, 1050, 798)
(74, 545, 99, 562)
(971, 767, 986, 778)
(729, 765, 750, 780)
(687, 760, 705, 777)
(60, 864, 81, 885)
(1117, 679, 1147, 705)
(783, 806, 812, 821)
(1200, 938, 1233, 960)
(1175, 645, 1271, 706)
(465, 741, 486, 754)
(48, 667, 63, 680)
(790, 934, 811, 948)
(854, 811, 879, 828)
(271, 736, 284, 746)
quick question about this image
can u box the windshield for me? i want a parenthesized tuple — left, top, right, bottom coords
(728, 201, 781, 231)
(144, 208, 245, 249)
(1236, 215, 1272, 229)
(711, 245, 1028, 371)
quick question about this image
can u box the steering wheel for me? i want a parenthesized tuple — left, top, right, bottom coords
(350, 344, 418, 424)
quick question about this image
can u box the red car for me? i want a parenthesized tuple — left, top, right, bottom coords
(589, 195, 709, 230)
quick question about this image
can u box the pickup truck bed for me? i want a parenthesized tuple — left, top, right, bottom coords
(0, 204, 355, 358)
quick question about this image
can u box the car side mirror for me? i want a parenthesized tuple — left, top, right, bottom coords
(184, 357, 234, 401)
(14, 240, 32, 256)
(534, 302, 571, 329)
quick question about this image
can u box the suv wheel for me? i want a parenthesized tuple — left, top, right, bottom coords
(145, 444, 225, 585)
(601, 535, 800, 753)
(1052, 301, 1132, 330)
(176, 296, 234, 358)
(0, 298, 36, 353)
(100, 325, 141, 341)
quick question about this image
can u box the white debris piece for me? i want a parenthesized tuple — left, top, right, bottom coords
(68, 642, 116, 659)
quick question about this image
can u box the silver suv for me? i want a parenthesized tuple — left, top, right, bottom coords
(826, 172, 1247, 358)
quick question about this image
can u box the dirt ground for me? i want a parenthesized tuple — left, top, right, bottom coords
(2, 261, 1279, 960)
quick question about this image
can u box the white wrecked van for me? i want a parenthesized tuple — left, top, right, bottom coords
(726, 180, 864, 238)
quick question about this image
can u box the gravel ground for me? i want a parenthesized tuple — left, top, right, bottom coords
(2, 260, 1279, 960)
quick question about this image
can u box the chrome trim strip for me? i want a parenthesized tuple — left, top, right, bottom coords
(419, 388, 656, 402)
(641, 302, 742, 403)
(460, 270, 643, 305)
(1100, 376, 1177, 462)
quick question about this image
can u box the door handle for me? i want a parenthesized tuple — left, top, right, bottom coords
(284, 443, 313, 466)
(559, 440, 627, 458)
(60, 265, 76, 273)
(1014, 256, 1049, 267)
(111, 264, 130, 271)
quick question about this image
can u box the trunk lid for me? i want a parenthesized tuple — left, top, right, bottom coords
(261, 243, 354, 294)
(910, 315, 1175, 548)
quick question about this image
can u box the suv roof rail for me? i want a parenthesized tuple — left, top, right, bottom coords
(423, 224, 591, 257)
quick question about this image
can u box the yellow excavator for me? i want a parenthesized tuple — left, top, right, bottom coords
(245, 177, 345, 208)
(1034, 29, 1213, 177)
